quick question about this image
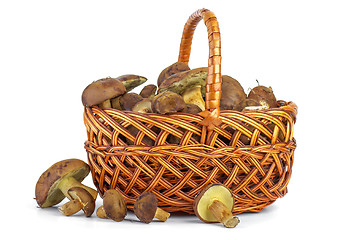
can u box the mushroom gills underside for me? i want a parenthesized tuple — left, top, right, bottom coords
(41, 168, 90, 208)
(196, 185, 234, 222)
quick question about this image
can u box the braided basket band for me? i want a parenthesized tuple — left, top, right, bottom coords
(178, 8, 221, 113)
(84, 102, 297, 214)
(83, 9, 298, 214)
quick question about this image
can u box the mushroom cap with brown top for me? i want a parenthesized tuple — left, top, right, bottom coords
(68, 187, 96, 217)
(103, 189, 127, 222)
(193, 184, 235, 223)
(81, 77, 127, 107)
(157, 62, 190, 87)
(35, 159, 90, 208)
(133, 192, 158, 223)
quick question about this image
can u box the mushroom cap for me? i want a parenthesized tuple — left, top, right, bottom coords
(68, 187, 95, 217)
(157, 62, 190, 87)
(193, 184, 235, 223)
(220, 75, 247, 110)
(133, 192, 158, 223)
(132, 98, 153, 113)
(116, 74, 147, 92)
(119, 93, 143, 111)
(152, 91, 186, 114)
(81, 77, 126, 107)
(139, 84, 157, 99)
(35, 159, 90, 208)
(103, 189, 127, 222)
(247, 85, 277, 108)
(158, 67, 208, 96)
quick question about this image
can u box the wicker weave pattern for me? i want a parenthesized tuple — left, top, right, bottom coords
(84, 101, 297, 214)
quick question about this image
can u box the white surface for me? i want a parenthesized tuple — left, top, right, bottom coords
(1, 0, 358, 239)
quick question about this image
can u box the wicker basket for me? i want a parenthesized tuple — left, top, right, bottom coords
(83, 8, 298, 215)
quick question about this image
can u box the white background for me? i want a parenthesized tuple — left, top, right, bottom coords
(1, 0, 358, 239)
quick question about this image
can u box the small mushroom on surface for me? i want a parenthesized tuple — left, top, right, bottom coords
(35, 159, 98, 208)
(81, 77, 127, 108)
(118, 93, 143, 111)
(220, 75, 247, 110)
(247, 85, 277, 108)
(116, 74, 147, 92)
(58, 187, 95, 217)
(140, 84, 157, 99)
(96, 189, 127, 222)
(157, 62, 190, 87)
(152, 91, 186, 114)
(193, 184, 239, 228)
(182, 85, 205, 111)
(134, 192, 170, 223)
(132, 98, 153, 113)
(158, 67, 208, 97)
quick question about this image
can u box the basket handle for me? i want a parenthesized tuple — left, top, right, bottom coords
(178, 8, 222, 133)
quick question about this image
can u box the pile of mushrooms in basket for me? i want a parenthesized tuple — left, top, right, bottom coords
(34, 61, 280, 228)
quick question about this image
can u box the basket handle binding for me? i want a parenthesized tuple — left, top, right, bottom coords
(178, 9, 222, 143)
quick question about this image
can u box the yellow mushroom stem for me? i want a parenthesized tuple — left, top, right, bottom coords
(58, 199, 82, 216)
(57, 176, 98, 200)
(208, 200, 239, 228)
(154, 207, 171, 222)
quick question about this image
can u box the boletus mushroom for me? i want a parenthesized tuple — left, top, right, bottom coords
(96, 189, 127, 222)
(133, 192, 170, 223)
(35, 159, 98, 209)
(152, 91, 186, 114)
(118, 93, 143, 111)
(193, 184, 239, 228)
(132, 98, 153, 113)
(58, 187, 95, 217)
(81, 77, 127, 108)
(248, 85, 277, 108)
(157, 62, 190, 87)
(140, 84, 157, 99)
(158, 67, 208, 97)
(220, 75, 247, 110)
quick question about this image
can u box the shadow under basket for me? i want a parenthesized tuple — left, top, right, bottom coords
(83, 8, 298, 215)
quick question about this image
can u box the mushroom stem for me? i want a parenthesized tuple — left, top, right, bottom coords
(57, 176, 98, 200)
(208, 200, 239, 228)
(154, 207, 171, 222)
(98, 99, 112, 109)
(96, 205, 108, 219)
(58, 199, 82, 216)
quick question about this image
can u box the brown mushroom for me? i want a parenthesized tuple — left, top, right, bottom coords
(248, 85, 277, 108)
(35, 159, 98, 208)
(81, 77, 127, 108)
(132, 98, 153, 113)
(133, 192, 170, 223)
(118, 93, 143, 111)
(58, 187, 95, 217)
(193, 184, 239, 228)
(157, 62, 190, 87)
(96, 189, 127, 222)
(220, 75, 247, 110)
(152, 91, 186, 114)
(158, 67, 208, 97)
(140, 84, 157, 99)
(116, 74, 147, 92)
